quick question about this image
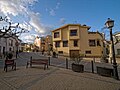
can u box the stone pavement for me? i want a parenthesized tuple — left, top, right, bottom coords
(0, 66, 120, 90)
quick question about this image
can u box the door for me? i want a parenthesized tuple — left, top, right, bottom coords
(70, 50, 79, 57)
(3, 47, 5, 57)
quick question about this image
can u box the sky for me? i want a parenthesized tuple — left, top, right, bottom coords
(0, 0, 120, 43)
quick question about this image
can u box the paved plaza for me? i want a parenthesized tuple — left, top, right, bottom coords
(0, 66, 120, 90)
(0, 52, 120, 90)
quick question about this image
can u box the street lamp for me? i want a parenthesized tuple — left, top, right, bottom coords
(105, 18, 119, 80)
(46, 36, 50, 55)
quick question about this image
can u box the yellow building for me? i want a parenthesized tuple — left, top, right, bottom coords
(34, 36, 41, 51)
(45, 35, 52, 52)
(40, 35, 52, 53)
(52, 24, 103, 57)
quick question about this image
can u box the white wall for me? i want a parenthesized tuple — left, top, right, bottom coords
(115, 42, 120, 55)
(0, 36, 18, 55)
(114, 33, 120, 55)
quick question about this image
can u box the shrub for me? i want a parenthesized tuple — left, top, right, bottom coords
(7, 53, 13, 59)
(71, 54, 84, 64)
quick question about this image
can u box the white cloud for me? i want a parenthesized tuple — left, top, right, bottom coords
(19, 22, 33, 31)
(24, 34, 35, 40)
(29, 12, 45, 33)
(59, 18, 66, 24)
(49, 9, 56, 16)
(47, 2, 61, 16)
(55, 2, 60, 9)
(0, 0, 36, 16)
(29, 12, 54, 35)
(20, 33, 35, 43)
(0, 0, 54, 43)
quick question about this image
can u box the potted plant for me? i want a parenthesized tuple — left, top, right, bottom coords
(52, 51, 58, 58)
(71, 54, 84, 73)
(6, 53, 13, 59)
(100, 55, 108, 63)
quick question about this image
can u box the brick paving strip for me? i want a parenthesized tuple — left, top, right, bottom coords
(57, 69, 120, 85)
(18, 68, 59, 90)
(27, 68, 120, 90)
(0, 66, 59, 90)
(26, 69, 120, 90)
(0, 78, 16, 90)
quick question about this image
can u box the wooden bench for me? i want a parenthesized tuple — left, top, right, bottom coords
(4, 59, 16, 72)
(26, 57, 49, 70)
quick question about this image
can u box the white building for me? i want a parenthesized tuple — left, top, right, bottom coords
(114, 33, 120, 55)
(0, 34, 19, 58)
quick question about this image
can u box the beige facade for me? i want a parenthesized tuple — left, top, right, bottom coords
(34, 36, 41, 51)
(44, 35, 52, 52)
(40, 35, 52, 53)
(52, 24, 103, 57)
(20, 43, 34, 52)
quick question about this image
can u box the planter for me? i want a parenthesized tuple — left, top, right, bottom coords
(96, 66, 113, 77)
(72, 63, 84, 73)
(101, 59, 109, 63)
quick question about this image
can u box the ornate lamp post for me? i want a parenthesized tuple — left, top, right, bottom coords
(46, 36, 50, 55)
(105, 18, 119, 80)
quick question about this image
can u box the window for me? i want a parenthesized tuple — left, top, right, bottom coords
(117, 49, 120, 55)
(3, 47, 5, 54)
(9, 39, 13, 46)
(0, 38, 1, 43)
(55, 41, 60, 47)
(9, 48, 12, 51)
(89, 40, 96, 46)
(70, 29, 77, 36)
(0, 46, 1, 52)
(63, 41, 68, 47)
(85, 51, 91, 54)
(106, 48, 109, 54)
(58, 51, 63, 54)
(54, 32, 60, 38)
(74, 40, 78, 47)
(97, 40, 101, 46)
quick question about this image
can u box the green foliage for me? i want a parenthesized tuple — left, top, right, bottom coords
(71, 53, 84, 64)
(6, 53, 13, 59)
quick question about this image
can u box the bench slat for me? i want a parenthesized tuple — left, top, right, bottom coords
(4, 59, 16, 72)
(26, 58, 49, 70)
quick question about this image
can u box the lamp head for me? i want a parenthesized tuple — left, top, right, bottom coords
(105, 18, 114, 29)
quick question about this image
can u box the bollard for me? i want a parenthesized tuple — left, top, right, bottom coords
(30, 56, 32, 60)
(48, 56, 50, 65)
(91, 60, 94, 73)
(66, 58, 68, 69)
(93, 57, 95, 62)
(30, 56, 32, 67)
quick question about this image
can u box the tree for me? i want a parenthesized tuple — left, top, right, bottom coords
(0, 16, 28, 38)
(0, 16, 29, 58)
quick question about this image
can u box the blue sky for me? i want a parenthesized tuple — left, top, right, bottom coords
(0, 0, 120, 43)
